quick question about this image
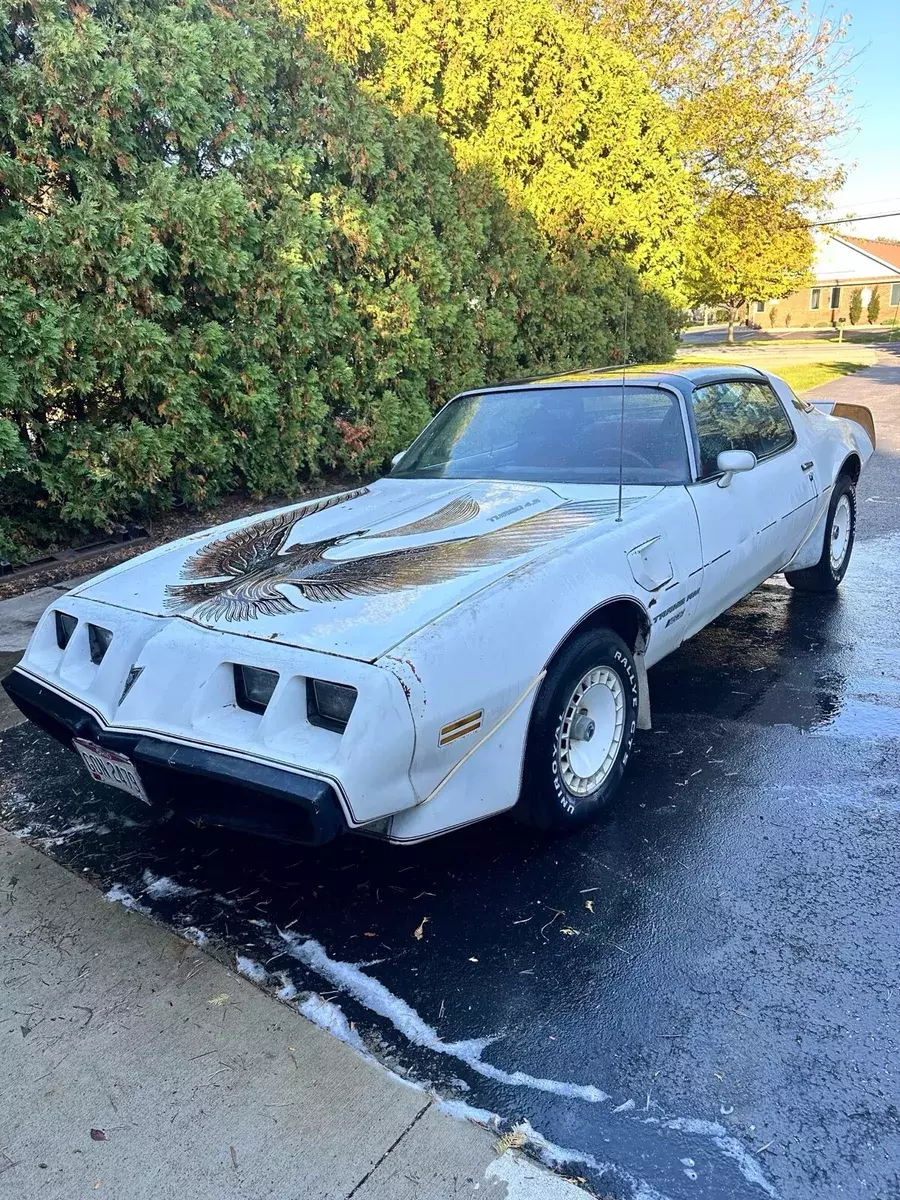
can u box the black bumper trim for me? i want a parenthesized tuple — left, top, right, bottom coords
(2, 669, 346, 845)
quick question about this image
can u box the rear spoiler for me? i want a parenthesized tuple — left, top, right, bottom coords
(808, 400, 876, 449)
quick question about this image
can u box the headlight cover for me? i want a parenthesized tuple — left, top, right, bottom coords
(87, 623, 113, 665)
(55, 611, 78, 650)
(307, 679, 357, 733)
(234, 664, 279, 714)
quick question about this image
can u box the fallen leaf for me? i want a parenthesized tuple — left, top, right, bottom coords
(230, 1145, 239, 1170)
(494, 1131, 527, 1154)
(90, 1129, 106, 1142)
(468, 957, 479, 962)
(413, 916, 430, 941)
(584, 900, 595, 913)
(560, 927, 579, 936)
(363, 931, 377, 938)
(93, 1182, 101, 1190)
(207, 994, 230, 1006)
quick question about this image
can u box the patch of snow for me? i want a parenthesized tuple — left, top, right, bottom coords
(142, 870, 199, 900)
(275, 972, 298, 1001)
(235, 955, 267, 983)
(276, 932, 775, 1200)
(297, 993, 368, 1054)
(485, 1152, 590, 1198)
(105, 884, 150, 914)
(279, 932, 609, 1103)
(434, 1098, 498, 1127)
(182, 926, 208, 947)
(32, 821, 99, 846)
(661, 1119, 776, 1198)
(510, 1118, 672, 1200)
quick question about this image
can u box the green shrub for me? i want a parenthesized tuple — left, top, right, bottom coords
(849, 288, 863, 325)
(867, 291, 881, 325)
(0, 0, 678, 561)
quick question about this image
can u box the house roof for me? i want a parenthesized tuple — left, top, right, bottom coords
(835, 235, 900, 275)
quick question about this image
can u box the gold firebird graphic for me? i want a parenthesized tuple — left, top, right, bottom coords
(165, 487, 627, 623)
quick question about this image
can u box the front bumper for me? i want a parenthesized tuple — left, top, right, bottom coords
(3, 670, 346, 845)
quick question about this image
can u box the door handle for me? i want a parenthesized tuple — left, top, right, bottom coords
(801, 460, 813, 471)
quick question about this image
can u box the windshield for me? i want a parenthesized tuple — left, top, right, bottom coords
(392, 385, 691, 485)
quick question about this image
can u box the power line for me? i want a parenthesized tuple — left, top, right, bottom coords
(809, 211, 900, 226)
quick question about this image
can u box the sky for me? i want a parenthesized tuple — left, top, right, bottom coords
(823, 0, 900, 239)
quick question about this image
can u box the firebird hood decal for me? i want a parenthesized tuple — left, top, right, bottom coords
(75, 479, 657, 660)
(166, 491, 625, 624)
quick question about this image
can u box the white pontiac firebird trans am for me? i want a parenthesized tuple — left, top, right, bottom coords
(4, 366, 875, 845)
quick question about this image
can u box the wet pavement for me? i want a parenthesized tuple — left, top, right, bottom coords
(2, 360, 899, 1199)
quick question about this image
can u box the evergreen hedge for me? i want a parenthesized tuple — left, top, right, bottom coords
(0, 0, 679, 561)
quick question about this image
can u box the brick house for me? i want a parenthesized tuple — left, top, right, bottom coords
(746, 234, 900, 329)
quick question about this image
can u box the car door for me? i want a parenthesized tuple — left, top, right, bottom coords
(683, 377, 818, 635)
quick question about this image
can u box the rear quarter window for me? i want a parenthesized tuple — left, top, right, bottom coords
(690, 380, 795, 477)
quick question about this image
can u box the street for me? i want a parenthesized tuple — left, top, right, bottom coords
(1, 355, 899, 1200)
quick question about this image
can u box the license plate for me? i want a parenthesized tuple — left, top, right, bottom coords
(73, 738, 151, 805)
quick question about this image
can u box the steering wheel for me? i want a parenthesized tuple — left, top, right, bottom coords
(594, 447, 655, 469)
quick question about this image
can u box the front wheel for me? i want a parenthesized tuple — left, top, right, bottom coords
(515, 628, 638, 833)
(785, 474, 856, 593)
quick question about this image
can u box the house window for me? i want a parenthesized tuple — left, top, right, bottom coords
(891, 283, 900, 307)
(810, 288, 821, 310)
(830, 286, 841, 309)
(754, 300, 765, 313)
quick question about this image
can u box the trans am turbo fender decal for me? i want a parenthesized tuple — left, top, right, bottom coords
(165, 496, 623, 624)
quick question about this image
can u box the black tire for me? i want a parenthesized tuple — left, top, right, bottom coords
(515, 628, 638, 833)
(785, 474, 856, 594)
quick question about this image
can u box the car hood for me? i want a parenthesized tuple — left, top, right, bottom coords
(75, 479, 658, 661)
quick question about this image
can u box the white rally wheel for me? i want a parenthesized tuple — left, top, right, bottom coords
(829, 493, 852, 572)
(555, 666, 626, 797)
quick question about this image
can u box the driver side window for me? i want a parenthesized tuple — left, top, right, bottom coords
(690, 381, 795, 478)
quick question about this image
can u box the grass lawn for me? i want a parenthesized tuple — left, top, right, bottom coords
(675, 354, 873, 393)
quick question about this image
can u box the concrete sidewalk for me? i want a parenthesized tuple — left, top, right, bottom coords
(0, 828, 577, 1199)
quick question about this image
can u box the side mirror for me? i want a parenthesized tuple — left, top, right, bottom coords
(390, 450, 406, 468)
(716, 449, 756, 488)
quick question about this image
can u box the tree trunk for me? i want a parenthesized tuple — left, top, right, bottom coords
(726, 318, 735, 344)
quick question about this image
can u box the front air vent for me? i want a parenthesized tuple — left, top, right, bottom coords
(55, 611, 78, 650)
(234, 665, 279, 714)
(306, 679, 357, 733)
(87, 623, 113, 665)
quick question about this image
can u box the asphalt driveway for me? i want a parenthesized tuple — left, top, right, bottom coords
(1, 354, 899, 1200)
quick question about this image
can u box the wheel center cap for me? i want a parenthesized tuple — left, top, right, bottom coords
(571, 713, 596, 742)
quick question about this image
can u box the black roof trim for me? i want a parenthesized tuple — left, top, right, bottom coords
(461, 362, 771, 396)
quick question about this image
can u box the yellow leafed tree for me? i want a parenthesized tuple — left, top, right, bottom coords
(283, 0, 695, 303)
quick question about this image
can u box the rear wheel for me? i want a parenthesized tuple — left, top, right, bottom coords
(785, 474, 856, 593)
(516, 628, 638, 833)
